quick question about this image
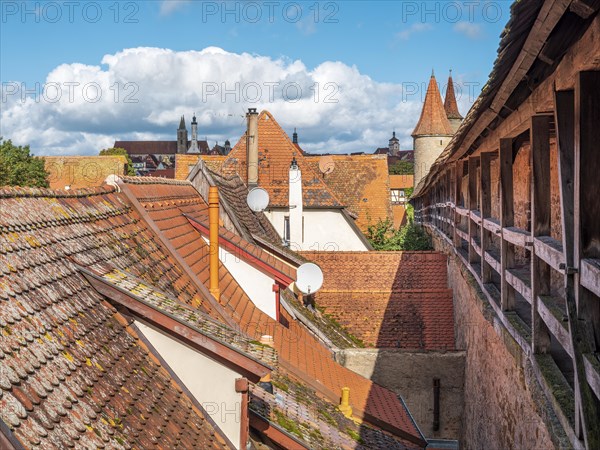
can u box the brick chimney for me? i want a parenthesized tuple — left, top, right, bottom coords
(208, 186, 220, 300)
(246, 108, 259, 188)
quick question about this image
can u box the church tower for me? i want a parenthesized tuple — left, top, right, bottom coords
(412, 72, 454, 187)
(177, 116, 188, 154)
(188, 114, 200, 154)
(389, 131, 400, 155)
(444, 70, 463, 133)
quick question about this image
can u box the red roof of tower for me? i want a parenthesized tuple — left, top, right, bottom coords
(412, 75, 454, 137)
(444, 73, 463, 120)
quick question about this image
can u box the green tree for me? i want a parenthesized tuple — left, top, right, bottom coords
(0, 138, 49, 187)
(366, 216, 432, 251)
(99, 147, 135, 175)
(389, 160, 414, 175)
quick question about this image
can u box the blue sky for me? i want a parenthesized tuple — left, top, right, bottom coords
(1, 1, 512, 155)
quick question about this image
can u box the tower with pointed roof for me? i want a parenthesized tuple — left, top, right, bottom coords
(412, 73, 454, 187)
(444, 70, 463, 133)
(389, 131, 400, 155)
(177, 116, 188, 154)
(188, 114, 200, 154)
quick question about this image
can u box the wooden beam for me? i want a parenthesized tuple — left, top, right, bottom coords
(468, 157, 480, 264)
(500, 138, 516, 310)
(481, 152, 494, 282)
(573, 72, 600, 447)
(531, 114, 553, 354)
(454, 161, 464, 247)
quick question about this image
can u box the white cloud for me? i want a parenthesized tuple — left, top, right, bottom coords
(453, 22, 483, 39)
(0, 47, 476, 156)
(159, 0, 191, 16)
(395, 23, 432, 41)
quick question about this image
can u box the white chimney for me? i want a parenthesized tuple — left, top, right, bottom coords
(246, 108, 259, 188)
(289, 157, 303, 250)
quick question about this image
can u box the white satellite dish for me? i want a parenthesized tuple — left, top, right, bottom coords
(246, 187, 270, 212)
(318, 155, 335, 175)
(295, 263, 324, 295)
(104, 174, 122, 192)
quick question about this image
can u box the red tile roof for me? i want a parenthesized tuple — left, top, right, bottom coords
(300, 251, 455, 350)
(221, 111, 344, 208)
(0, 186, 232, 449)
(119, 177, 427, 447)
(304, 155, 393, 232)
(114, 140, 210, 155)
(412, 75, 454, 137)
(444, 74, 463, 120)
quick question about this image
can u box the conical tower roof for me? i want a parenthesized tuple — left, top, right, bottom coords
(178, 115, 186, 129)
(412, 74, 453, 137)
(444, 72, 463, 120)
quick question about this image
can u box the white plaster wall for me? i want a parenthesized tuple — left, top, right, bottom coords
(135, 321, 242, 448)
(265, 209, 368, 251)
(201, 236, 277, 319)
(414, 135, 453, 187)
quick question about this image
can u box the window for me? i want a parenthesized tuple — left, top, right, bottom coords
(283, 216, 290, 244)
(391, 189, 406, 204)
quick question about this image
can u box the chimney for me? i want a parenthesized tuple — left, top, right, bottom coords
(288, 157, 303, 250)
(208, 186, 220, 300)
(246, 108, 259, 188)
(292, 128, 298, 144)
(339, 387, 353, 418)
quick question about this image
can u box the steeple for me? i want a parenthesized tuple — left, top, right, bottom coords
(177, 115, 188, 154)
(444, 70, 463, 133)
(389, 130, 400, 155)
(412, 73, 454, 188)
(292, 128, 298, 144)
(412, 74, 453, 137)
(188, 113, 200, 154)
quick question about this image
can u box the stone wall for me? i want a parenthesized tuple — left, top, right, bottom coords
(336, 348, 465, 440)
(414, 135, 453, 188)
(430, 231, 566, 450)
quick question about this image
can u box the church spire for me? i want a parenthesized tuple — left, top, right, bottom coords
(444, 70, 463, 120)
(412, 73, 453, 137)
(444, 70, 463, 133)
(179, 115, 186, 130)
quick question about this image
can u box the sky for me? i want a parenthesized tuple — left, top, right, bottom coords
(0, 0, 512, 156)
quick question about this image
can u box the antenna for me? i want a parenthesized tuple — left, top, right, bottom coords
(318, 155, 335, 175)
(246, 187, 270, 212)
(295, 263, 324, 295)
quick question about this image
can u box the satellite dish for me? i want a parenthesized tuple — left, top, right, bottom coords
(318, 155, 335, 175)
(295, 263, 324, 295)
(104, 174, 122, 192)
(246, 187, 270, 212)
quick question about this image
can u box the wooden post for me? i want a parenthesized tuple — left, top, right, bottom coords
(480, 152, 494, 283)
(530, 114, 552, 354)
(573, 72, 600, 447)
(468, 157, 479, 264)
(454, 160, 463, 248)
(500, 138, 515, 311)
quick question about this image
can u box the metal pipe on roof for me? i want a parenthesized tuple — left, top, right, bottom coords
(209, 186, 221, 300)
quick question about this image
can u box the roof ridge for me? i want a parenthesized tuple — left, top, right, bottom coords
(121, 175, 192, 186)
(0, 185, 115, 198)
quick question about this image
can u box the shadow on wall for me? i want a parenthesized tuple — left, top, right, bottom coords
(351, 252, 465, 443)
